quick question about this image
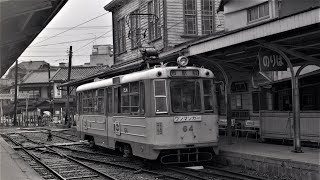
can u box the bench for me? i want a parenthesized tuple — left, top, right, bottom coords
(235, 120, 260, 140)
(218, 118, 235, 136)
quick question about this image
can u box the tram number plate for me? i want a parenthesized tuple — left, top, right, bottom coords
(173, 116, 201, 123)
(114, 121, 121, 136)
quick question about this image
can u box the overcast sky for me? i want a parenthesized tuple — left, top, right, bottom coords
(19, 0, 113, 66)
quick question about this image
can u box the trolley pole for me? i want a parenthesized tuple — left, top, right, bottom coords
(13, 59, 18, 126)
(65, 46, 72, 127)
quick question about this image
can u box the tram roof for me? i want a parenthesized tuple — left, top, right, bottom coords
(76, 66, 214, 92)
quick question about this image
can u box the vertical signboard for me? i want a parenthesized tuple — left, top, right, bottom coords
(259, 49, 287, 71)
(10, 87, 19, 101)
(54, 83, 62, 98)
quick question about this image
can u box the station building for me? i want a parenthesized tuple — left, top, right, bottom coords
(61, 0, 320, 146)
(158, 0, 320, 144)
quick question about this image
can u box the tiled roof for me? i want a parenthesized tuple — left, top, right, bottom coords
(50, 66, 108, 81)
(18, 61, 47, 71)
(22, 70, 58, 84)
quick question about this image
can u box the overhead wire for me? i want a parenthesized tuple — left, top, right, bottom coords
(44, 25, 112, 29)
(73, 29, 113, 53)
(29, 36, 111, 47)
(31, 12, 110, 46)
(19, 55, 90, 57)
(36, 32, 111, 38)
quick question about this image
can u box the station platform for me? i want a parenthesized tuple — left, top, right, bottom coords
(217, 137, 320, 180)
(0, 136, 44, 180)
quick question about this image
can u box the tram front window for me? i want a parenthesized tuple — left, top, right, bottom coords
(170, 80, 201, 113)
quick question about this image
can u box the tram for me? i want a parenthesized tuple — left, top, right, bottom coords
(75, 58, 219, 164)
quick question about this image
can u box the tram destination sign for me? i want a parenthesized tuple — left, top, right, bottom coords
(258, 49, 287, 71)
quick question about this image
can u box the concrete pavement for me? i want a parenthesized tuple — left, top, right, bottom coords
(0, 136, 44, 180)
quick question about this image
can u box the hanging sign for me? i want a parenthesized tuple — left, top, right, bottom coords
(53, 83, 62, 98)
(258, 49, 287, 71)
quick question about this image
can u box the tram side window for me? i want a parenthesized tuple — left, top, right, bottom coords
(121, 84, 130, 113)
(130, 82, 139, 113)
(140, 82, 145, 114)
(82, 91, 88, 113)
(88, 90, 94, 113)
(154, 80, 168, 113)
(114, 87, 120, 113)
(82, 90, 97, 114)
(203, 80, 214, 112)
(77, 93, 82, 114)
(119, 81, 144, 114)
(107, 88, 112, 113)
(97, 89, 105, 114)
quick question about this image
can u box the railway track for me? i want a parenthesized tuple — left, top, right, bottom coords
(20, 131, 77, 144)
(53, 130, 78, 138)
(53, 145, 266, 180)
(52, 144, 119, 157)
(4, 133, 43, 148)
(67, 153, 205, 180)
(167, 165, 267, 180)
(3, 130, 267, 180)
(3, 134, 118, 180)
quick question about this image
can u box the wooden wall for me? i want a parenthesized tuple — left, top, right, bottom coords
(260, 111, 320, 142)
(110, 0, 224, 64)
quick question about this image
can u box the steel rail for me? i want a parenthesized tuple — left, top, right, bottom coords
(69, 155, 184, 180)
(5, 134, 113, 180)
(41, 131, 77, 142)
(52, 145, 118, 157)
(166, 167, 209, 180)
(46, 146, 119, 180)
(168, 166, 267, 180)
(55, 130, 78, 137)
(2, 134, 66, 180)
(18, 133, 44, 145)
(205, 165, 267, 180)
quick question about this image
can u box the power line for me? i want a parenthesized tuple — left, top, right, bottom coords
(19, 55, 90, 57)
(43, 27, 113, 31)
(45, 25, 112, 29)
(36, 32, 111, 38)
(44, 26, 112, 30)
(32, 12, 110, 46)
(74, 30, 113, 53)
(30, 36, 111, 47)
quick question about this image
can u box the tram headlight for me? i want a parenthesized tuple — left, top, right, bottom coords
(177, 56, 189, 67)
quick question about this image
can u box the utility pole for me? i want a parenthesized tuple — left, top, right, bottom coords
(47, 64, 53, 123)
(13, 59, 18, 126)
(66, 46, 72, 127)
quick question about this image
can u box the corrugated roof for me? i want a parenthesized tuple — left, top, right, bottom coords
(51, 66, 108, 81)
(22, 70, 58, 84)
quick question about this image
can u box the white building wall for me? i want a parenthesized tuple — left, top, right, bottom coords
(90, 54, 113, 67)
(224, 0, 279, 31)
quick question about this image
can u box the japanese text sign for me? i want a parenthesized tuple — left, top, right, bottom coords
(259, 49, 287, 71)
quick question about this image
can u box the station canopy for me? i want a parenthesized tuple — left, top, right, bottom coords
(159, 8, 320, 80)
(0, 0, 68, 78)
